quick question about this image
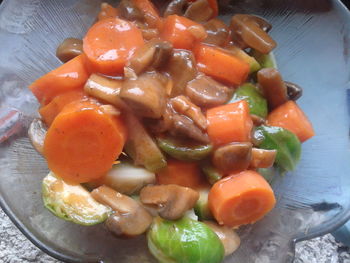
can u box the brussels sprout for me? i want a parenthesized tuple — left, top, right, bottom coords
(201, 162, 223, 185)
(254, 125, 301, 172)
(257, 167, 276, 184)
(157, 136, 213, 161)
(250, 50, 277, 69)
(231, 83, 268, 118)
(148, 217, 224, 263)
(194, 189, 213, 221)
(42, 172, 111, 226)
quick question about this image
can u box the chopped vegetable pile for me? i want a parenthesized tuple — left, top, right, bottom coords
(27, 1, 315, 262)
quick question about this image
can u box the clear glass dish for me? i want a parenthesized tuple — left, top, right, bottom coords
(0, 0, 350, 262)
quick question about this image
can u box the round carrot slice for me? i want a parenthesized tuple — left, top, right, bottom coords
(83, 18, 144, 75)
(44, 100, 127, 183)
(208, 170, 276, 227)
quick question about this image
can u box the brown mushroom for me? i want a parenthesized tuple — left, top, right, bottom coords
(285, 81, 303, 101)
(203, 18, 231, 47)
(250, 114, 266, 126)
(184, 0, 213, 22)
(170, 95, 207, 130)
(28, 119, 47, 155)
(185, 74, 232, 108)
(257, 68, 288, 110)
(120, 73, 167, 119)
(140, 184, 199, 220)
(230, 14, 276, 54)
(171, 113, 210, 144)
(125, 39, 173, 78)
(204, 221, 241, 256)
(250, 148, 277, 169)
(84, 74, 126, 109)
(144, 102, 174, 134)
(118, 0, 145, 22)
(91, 185, 153, 237)
(164, 0, 188, 17)
(56, 38, 83, 63)
(212, 142, 252, 173)
(165, 50, 197, 97)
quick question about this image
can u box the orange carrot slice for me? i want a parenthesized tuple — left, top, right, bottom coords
(44, 100, 127, 184)
(207, 100, 253, 146)
(29, 55, 89, 105)
(208, 170, 276, 227)
(194, 43, 249, 86)
(98, 3, 119, 21)
(83, 18, 144, 75)
(39, 90, 86, 126)
(156, 159, 204, 189)
(267, 101, 315, 142)
(161, 15, 206, 50)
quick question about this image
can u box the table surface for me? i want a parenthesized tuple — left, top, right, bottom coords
(1, 0, 350, 262)
(1, 207, 350, 263)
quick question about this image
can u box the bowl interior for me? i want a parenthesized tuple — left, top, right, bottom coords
(1, 0, 350, 262)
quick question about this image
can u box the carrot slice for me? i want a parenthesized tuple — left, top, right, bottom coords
(39, 90, 86, 126)
(156, 159, 204, 189)
(267, 101, 315, 142)
(133, 0, 163, 29)
(44, 100, 127, 184)
(208, 170, 276, 227)
(161, 15, 207, 50)
(207, 100, 253, 146)
(83, 18, 144, 75)
(29, 55, 89, 105)
(194, 43, 249, 86)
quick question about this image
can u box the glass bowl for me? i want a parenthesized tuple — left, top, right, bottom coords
(1, 0, 350, 262)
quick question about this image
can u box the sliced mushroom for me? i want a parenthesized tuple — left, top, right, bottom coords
(251, 114, 265, 126)
(184, 0, 213, 22)
(165, 50, 197, 97)
(230, 14, 276, 54)
(285, 81, 303, 101)
(120, 73, 166, 119)
(171, 113, 210, 144)
(56, 38, 83, 63)
(257, 68, 288, 110)
(204, 221, 241, 256)
(171, 95, 207, 130)
(28, 118, 47, 155)
(144, 102, 174, 134)
(118, 0, 145, 22)
(140, 184, 199, 220)
(250, 148, 277, 169)
(141, 27, 159, 40)
(150, 41, 173, 69)
(91, 185, 153, 236)
(203, 18, 231, 47)
(185, 74, 232, 108)
(84, 74, 126, 109)
(212, 142, 252, 173)
(164, 0, 188, 17)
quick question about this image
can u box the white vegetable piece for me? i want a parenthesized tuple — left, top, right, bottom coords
(104, 163, 156, 195)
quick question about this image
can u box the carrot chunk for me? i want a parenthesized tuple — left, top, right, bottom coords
(44, 100, 127, 183)
(208, 170, 276, 227)
(267, 101, 315, 142)
(207, 100, 253, 146)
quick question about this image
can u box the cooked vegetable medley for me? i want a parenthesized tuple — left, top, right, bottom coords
(28, 1, 315, 262)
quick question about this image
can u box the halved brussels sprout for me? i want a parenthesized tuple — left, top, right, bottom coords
(148, 217, 224, 263)
(194, 189, 213, 221)
(42, 172, 111, 226)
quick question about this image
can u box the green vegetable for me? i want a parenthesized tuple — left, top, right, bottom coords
(148, 217, 224, 263)
(157, 136, 212, 161)
(254, 125, 301, 172)
(201, 163, 223, 185)
(42, 172, 111, 226)
(251, 50, 277, 69)
(231, 83, 268, 118)
(194, 189, 213, 221)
